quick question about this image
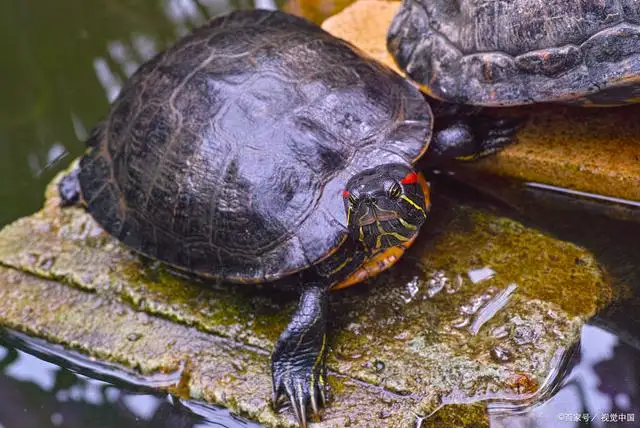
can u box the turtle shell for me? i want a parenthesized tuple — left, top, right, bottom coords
(388, 0, 640, 106)
(78, 10, 432, 283)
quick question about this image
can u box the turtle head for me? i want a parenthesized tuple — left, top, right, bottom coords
(343, 163, 429, 251)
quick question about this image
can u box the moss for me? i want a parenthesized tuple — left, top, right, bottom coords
(421, 403, 489, 428)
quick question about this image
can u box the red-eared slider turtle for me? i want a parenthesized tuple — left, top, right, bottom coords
(388, 0, 640, 106)
(58, 10, 519, 426)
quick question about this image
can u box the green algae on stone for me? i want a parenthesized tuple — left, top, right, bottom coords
(0, 165, 615, 427)
(419, 403, 489, 428)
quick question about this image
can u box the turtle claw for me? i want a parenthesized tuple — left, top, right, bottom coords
(310, 385, 319, 415)
(272, 359, 327, 427)
(297, 383, 307, 427)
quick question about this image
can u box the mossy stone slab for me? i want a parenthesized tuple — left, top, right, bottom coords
(0, 163, 613, 427)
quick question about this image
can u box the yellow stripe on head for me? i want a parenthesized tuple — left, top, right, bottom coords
(399, 218, 418, 230)
(401, 195, 426, 217)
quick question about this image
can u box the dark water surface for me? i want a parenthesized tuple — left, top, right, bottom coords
(1, 1, 640, 427)
(0, 329, 261, 428)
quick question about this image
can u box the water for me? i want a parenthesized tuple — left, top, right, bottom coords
(0, 329, 260, 428)
(489, 324, 640, 428)
(1, 1, 640, 427)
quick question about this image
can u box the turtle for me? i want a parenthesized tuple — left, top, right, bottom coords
(387, 0, 640, 106)
(57, 10, 520, 426)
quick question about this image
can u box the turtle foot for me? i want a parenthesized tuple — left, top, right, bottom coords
(271, 282, 329, 427)
(471, 115, 527, 159)
(425, 99, 527, 165)
(272, 345, 328, 427)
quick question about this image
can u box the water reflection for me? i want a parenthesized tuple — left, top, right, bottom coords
(468, 266, 496, 284)
(0, 331, 260, 428)
(469, 283, 517, 336)
(490, 324, 640, 428)
(93, 57, 123, 103)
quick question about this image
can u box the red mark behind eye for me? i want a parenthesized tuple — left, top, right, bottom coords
(342, 190, 350, 198)
(400, 172, 418, 184)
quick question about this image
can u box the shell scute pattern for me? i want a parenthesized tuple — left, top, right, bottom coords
(388, 0, 640, 105)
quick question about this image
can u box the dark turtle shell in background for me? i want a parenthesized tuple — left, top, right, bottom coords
(388, 0, 640, 106)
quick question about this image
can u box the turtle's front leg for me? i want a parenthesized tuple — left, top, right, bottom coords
(271, 281, 329, 427)
(423, 98, 526, 165)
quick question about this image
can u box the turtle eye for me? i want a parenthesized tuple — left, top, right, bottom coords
(389, 182, 402, 199)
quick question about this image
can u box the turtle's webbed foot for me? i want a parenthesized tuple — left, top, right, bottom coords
(58, 166, 81, 207)
(472, 115, 527, 159)
(272, 345, 328, 427)
(426, 105, 527, 165)
(271, 282, 328, 427)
